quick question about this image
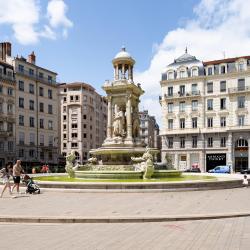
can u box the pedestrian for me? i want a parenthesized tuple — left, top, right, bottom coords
(0, 163, 13, 198)
(243, 175, 248, 188)
(11, 160, 24, 194)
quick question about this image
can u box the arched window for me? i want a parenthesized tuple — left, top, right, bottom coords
(180, 70, 185, 78)
(168, 71, 174, 80)
(235, 139, 248, 148)
(192, 68, 198, 77)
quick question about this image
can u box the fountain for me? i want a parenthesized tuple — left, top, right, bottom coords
(66, 47, 181, 179)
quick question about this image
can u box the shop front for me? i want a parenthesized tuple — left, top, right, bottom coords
(234, 139, 248, 172)
(206, 154, 226, 172)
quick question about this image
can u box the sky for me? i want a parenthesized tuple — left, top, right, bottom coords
(1, 0, 250, 127)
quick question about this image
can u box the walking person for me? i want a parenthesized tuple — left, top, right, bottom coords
(12, 160, 24, 194)
(0, 163, 13, 198)
(243, 175, 248, 188)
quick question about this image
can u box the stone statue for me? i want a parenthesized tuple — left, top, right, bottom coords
(131, 148, 154, 179)
(87, 156, 97, 165)
(65, 150, 76, 178)
(113, 107, 125, 137)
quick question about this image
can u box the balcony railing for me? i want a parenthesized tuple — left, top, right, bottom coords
(17, 69, 57, 85)
(162, 90, 201, 99)
(228, 86, 250, 94)
(0, 73, 15, 82)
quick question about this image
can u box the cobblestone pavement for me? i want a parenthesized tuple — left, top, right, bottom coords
(0, 187, 250, 217)
(0, 217, 250, 250)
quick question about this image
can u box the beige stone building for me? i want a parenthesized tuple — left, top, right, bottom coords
(0, 57, 15, 167)
(160, 50, 250, 172)
(139, 110, 160, 149)
(59, 82, 107, 163)
(0, 42, 59, 169)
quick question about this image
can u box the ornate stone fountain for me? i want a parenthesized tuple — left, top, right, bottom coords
(66, 47, 181, 179)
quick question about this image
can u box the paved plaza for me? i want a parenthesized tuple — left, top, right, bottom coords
(0, 187, 250, 249)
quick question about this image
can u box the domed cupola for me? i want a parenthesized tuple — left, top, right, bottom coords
(112, 46, 135, 82)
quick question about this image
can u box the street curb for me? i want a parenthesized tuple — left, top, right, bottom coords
(1, 212, 250, 224)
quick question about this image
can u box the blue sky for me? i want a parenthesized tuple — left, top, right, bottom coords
(1, 0, 250, 126)
(1, 0, 198, 93)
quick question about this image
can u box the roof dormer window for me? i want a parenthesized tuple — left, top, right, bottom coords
(220, 65, 226, 74)
(191, 68, 198, 77)
(180, 70, 185, 78)
(207, 67, 213, 75)
(238, 62, 244, 72)
(168, 71, 174, 80)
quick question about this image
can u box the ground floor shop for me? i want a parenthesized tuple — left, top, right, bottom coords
(161, 132, 250, 172)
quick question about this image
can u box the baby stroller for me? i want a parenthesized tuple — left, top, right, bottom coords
(22, 175, 40, 194)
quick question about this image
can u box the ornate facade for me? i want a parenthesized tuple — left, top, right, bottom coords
(160, 50, 250, 172)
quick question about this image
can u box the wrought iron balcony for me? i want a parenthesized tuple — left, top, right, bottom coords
(228, 86, 250, 94)
(0, 73, 15, 82)
(162, 90, 201, 100)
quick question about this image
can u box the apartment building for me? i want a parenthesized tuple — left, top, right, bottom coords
(0, 59, 15, 167)
(0, 42, 59, 169)
(160, 50, 250, 172)
(139, 110, 160, 149)
(59, 82, 107, 163)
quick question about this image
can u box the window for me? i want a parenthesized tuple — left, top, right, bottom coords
(7, 88, 13, 96)
(48, 104, 53, 114)
(207, 67, 213, 75)
(29, 84, 34, 94)
(40, 152, 44, 160)
(63, 115, 67, 121)
(180, 137, 185, 148)
(0, 85, 2, 93)
(29, 68, 34, 76)
(168, 103, 173, 113)
(48, 75, 52, 83)
(63, 143, 67, 149)
(207, 117, 213, 128)
(64, 88, 67, 93)
(72, 123, 77, 129)
(238, 96, 245, 108)
(40, 134, 44, 146)
(207, 99, 213, 110)
(220, 65, 226, 74)
(238, 79, 245, 91)
(19, 80, 24, 91)
(83, 115, 87, 120)
(72, 133, 78, 138)
(168, 87, 173, 96)
(168, 72, 174, 80)
(29, 100, 34, 110)
(39, 87, 44, 96)
(179, 102, 185, 112)
(0, 121, 3, 131)
(70, 96, 74, 102)
(39, 102, 44, 112)
(220, 98, 226, 110)
(221, 137, 226, 147)
(29, 150, 35, 158)
(49, 136, 53, 146)
(83, 133, 87, 138)
(19, 132, 25, 145)
(192, 68, 198, 77)
(179, 85, 185, 96)
(63, 97, 67, 102)
(63, 133, 67, 139)
(192, 118, 197, 128)
(48, 120, 53, 130)
(7, 104, 13, 114)
(180, 70, 185, 78)
(191, 84, 198, 95)
(192, 136, 197, 148)
(7, 123, 13, 132)
(238, 62, 244, 72)
(71, 142, 78, 148)
(192, 100, 198, 111)
(39, 72, 43, 79)
(83, 124, 87, 129)
(48, 89, 53, 99)
(75, 95, 79, 101)
(238, 115, 245, 126)
(168, 137, 173, 148)
(18, 64, 24, 72)
(208, 137, 213, 147)
(8, 141, 13, 152)
(63, 106, 66, 112)
(30, 133, 35, 145)
(29, 117, 35, 127)
(19, 115, 24, 126)
(180, 118, 185, 129)
(63, 124, 66, 130)
(19, 149, 24, 157)
(220, 117, 226, 127)
(19, 98, 24, 108)
(40, 119, 44, 129)
(168, 119, 173, 129)
(220, 81, 226, 92)
(207, 82, 213, 93)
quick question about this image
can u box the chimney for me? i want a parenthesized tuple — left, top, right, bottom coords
(28, 51, 36, 64)
(0, 42, 11, 62)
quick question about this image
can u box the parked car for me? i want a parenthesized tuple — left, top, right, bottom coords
(240, 169, 250, 174)
(185, 168, 201, 173)
(208, 165, 230, 174)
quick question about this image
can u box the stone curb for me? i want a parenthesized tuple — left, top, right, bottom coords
(1, 212, 250, 224)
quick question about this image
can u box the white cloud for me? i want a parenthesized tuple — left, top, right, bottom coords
(0, 0, 73, 45)
(135, 0, 250, 128)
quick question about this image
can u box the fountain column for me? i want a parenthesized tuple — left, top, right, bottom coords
(107, 96, 112, 139)
(126, 95, 132, 140)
